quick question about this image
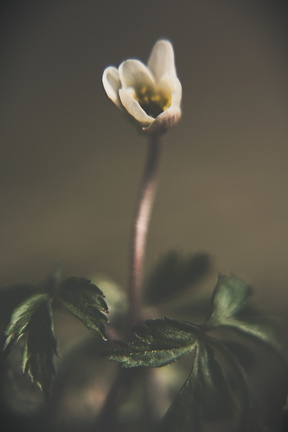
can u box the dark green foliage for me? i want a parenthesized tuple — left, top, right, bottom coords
(3, 275, 110, 396)
(196, 344, 234, 419)
(159, 343, 235, 432)
(206, 274, 284, 357)
(0, 284, 38, 324)
(207, 273, 252, 324)
(106, 273, 284, 431)
(220, 316, 284, 359)
(104, 318, 198, 367)
(4, 294, 57, 394)
(58, 276, 109, 340)
(4, 294, 52, 353)
(1, 266, 285, 432)
(210, 340, 251, 432)
(144, 251, 211, 305)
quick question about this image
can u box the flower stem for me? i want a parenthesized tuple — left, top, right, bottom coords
(129, 135, 161, 325)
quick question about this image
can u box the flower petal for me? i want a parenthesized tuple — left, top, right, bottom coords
(119, 59, 155, 89)
(147, 40, 176, 82)
(119, 88, 155, 125)
(159, 74, 182, 109)
(102, 67, 122, 108)
(143, 106, 181, 135)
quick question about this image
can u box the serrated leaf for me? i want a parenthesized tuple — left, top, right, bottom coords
(104, 318, 198, 367)
(58, 277, 108, 340)
(207, 274, 252, 324)
(4, 293, 57, 394)
(0, 284, 38, 331)
(144, 251, 211, 305)
(4, 294, 50, 352)
(159, 343, 234, 431)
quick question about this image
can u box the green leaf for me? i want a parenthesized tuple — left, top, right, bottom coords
(0, 284, 38, 327)
(144, 251, 211, 305)
(159, 343, 234, 431)
(4, 294, 50, 352)
(58, 277, 108, 340)
(221, 317, 286, 361)
(209, 339, 251, 432)
(196, 343, 235, 419)
(207, 274, 252, 324)
(206, 274, 286, 360)
(158, 370, 203, 432)
(104, 318, 198, 367)
(4, 293, 57, 395)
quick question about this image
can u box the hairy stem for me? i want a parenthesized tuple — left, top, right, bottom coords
(129, 135, 161, 325)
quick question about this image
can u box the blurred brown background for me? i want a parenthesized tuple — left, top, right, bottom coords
(1, 0, 288, 314)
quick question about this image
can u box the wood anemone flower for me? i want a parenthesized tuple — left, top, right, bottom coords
(102, 40, 182, 135)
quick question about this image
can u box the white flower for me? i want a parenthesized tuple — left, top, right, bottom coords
(102, 40, 182, 135)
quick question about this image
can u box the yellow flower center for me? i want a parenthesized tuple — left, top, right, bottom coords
(134, 85, 171, 118)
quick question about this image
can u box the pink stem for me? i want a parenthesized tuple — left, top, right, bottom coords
(129, 135, 161, 325)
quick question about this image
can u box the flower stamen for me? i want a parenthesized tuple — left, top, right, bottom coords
(134, 85, 171, 118)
